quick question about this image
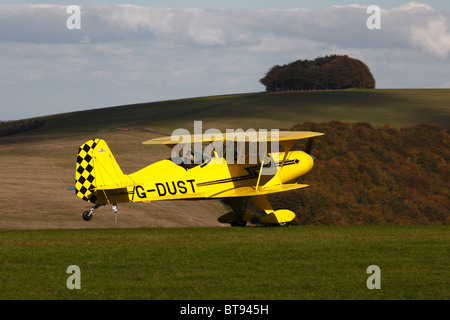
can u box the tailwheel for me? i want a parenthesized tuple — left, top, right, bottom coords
(230, 220, 247, 227)
(82, 204, 103, 221)
(82, 210, 93, 221)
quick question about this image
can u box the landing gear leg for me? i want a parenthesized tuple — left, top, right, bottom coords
(112, 203, 118, 224)
(230, 198, 249, 227)
(82, 204, 104, 221)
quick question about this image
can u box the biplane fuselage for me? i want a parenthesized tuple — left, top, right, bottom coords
(114, 151, 311, 202)
(75, 131, 323, 226)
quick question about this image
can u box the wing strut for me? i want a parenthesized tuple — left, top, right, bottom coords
(278, 139, 298, 170)
(255, 143, 267, 191)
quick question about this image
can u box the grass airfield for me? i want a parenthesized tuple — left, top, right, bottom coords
(1, 226, 448, 300)
(0, 89, 449, 300)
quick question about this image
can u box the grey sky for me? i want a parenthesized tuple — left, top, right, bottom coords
(0, 1, 449, 120)
(3, 1, 450, 10)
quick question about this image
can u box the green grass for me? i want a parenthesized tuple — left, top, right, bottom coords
(1, 226, 448, 300)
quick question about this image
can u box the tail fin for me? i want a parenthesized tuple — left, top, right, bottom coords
(75, 139, 128, 203)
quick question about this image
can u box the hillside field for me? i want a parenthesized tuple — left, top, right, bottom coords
(4, 88, 450, 135)
(0, 89, 448, 229)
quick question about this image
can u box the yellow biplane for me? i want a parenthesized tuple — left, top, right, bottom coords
(75, 131, 323, 226)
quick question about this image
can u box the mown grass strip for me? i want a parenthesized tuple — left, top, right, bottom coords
(0, 226, 448, 300)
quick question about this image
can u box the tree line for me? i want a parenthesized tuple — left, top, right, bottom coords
(260, 55, 376, 92)
(268, 121, 449, 225)
(0, 119, 46, 137)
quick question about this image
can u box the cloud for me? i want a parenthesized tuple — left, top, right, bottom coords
(0, 3, 449, 120)
(411, 15, 450, 59)
(1, 3, 449, 57)
(391, 1, 434, 12)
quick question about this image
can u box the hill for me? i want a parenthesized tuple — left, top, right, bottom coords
(2, 89, 449, 137)
(0, 89, 449, 229)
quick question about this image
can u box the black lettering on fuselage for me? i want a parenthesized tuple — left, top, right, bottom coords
(153, 180, 196, 197)
(156, 183, 166, 196)
(166, 181, 177, 195)
(187, 179, 196, 193)
(135, 185, 147, 199)
(177, 180, 187, 194)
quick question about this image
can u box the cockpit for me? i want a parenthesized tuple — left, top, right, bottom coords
(170, 150, 210, 170)
(169, 140, 281, 170)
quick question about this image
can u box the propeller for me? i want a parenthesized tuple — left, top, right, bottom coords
(305, 137, 316, 154)
(304, 138, 313, 154)
(304, 138, 316, 160)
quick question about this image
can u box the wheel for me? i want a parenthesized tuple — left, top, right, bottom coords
(82, 210, 93, 221)
(230, 220, 247, 227)
(271, 222, 290, 227)
(278, 222, 290, 227)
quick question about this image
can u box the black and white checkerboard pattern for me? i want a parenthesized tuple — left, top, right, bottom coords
(75, 139, 100, 203)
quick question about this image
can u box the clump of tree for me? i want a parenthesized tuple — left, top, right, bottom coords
(0, 119, 46, 137)
(260, 55, 375, 92)
(268, 121, 449, 225)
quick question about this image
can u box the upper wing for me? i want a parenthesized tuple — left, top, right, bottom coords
(142, 131, 324, 145)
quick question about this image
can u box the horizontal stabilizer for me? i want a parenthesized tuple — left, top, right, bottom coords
(93, 182, 137, 191)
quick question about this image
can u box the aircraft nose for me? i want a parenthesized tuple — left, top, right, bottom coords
(293, 151, 314, 178)
(278, 151, 314, 183)
(303, 152, 314, 174)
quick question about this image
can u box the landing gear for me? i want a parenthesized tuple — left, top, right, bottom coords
(278, 221, 291, 227)
(230, 220, 247, 227)
(82, 210, 93, 221)
(81, 204, 105, 221)
(268, 221, 291, 227)
(219, 198, 251, 227)
(112, 203, 118, 224)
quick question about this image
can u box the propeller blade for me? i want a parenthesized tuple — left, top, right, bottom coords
(304, 138, 314, 155)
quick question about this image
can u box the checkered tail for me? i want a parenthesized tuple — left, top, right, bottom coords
(75, 139, 127, 203)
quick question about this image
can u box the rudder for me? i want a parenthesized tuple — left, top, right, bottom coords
(75, 139, 128, 203)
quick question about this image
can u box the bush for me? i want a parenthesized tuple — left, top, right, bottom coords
(269, 122, 449, 225)
(0, 119, 46, 136)
(260, 55, 375, 92)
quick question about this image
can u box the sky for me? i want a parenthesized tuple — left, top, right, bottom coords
(1, 1, 449, 120)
